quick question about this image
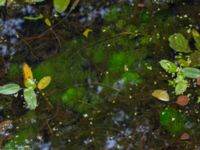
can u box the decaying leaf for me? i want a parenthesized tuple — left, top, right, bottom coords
(37, 76, 51, 90)
(180, 132, 190, 140)
(197, 78, 200, 86)
(152, 89, 170, 101)
(23, 63, 33, 85)
(83, 28, 93, 38)
(176, 95, 189, 106)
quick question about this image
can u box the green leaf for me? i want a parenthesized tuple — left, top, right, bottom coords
(0, 0, 5, 6)
(182, 67, 200, 78)
(192, 29, 200, 50)
(69, 0, 79, 13)
(24, 14, 43, 20)
(175, 81, 188, 95)
(159, 59, 177, 73)
(32, 0, 44, 3)
(0, 84, 21, 95)
(53, 0, 70, 13)
(24, 88, 37, 110)
(168, 33, 191, 53)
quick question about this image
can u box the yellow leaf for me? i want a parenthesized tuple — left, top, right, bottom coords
(83, 28, 93, 38)
(44, 18, 51, 27)
(37, 76, 51, 90)
(23, 63, 33, 86)
(152, 89, 170, 101)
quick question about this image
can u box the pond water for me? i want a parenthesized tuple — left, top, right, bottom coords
(0, 0, 200, 149)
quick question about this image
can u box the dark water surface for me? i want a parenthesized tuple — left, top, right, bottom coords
(0, 0, 200, 149)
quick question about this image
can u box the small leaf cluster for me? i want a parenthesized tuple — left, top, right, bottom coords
(159, 30, 200, 95)
(0, 63, 51, 110)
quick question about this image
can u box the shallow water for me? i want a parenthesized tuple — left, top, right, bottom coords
(0, 0, 200, 149)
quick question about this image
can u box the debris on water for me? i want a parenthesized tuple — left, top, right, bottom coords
(137, 3, 145, 8)
(180, 132, 190, 140)
(176, 95, 189, 107)
(196, 78, 200, 86)
(152, 90, 170, 101)
(0, 120, 13, 136)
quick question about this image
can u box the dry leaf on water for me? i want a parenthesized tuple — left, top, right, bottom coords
(152, 90, 170, 101)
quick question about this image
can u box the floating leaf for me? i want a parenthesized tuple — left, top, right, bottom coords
(24, 14, 43, 20)
(159, 59, 177, 73)
(26, 0, 44, 3)
(0, 0, 6, 6)
(69, 0, 79, 13)
(176, 95, 189, 106)
(23, 63, 33, 85)
(180, 132, 190, 140)
(44, 18, 51, 26)
(53, 0, 70, 13)
(168, 33, 191, 53)
(175, 81, 188, 95)
(152, 89, 170, 101)
(37, 76, 51, 90)
(182, 67, 200, 78)
(83, 28, 93, 38)
(0, 84, 21, 95)
(192, 29, 200, 50)
(197, 78, 200, 86)
(24, 88, 37, 110)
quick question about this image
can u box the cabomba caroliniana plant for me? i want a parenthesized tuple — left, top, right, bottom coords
(159, 29, 200, 95)
(0, 63, 51, 110)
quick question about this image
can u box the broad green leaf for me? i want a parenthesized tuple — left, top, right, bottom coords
(24, 14, 43, 20)
(182, 67, 200, 78)
(192, 29, 200, 50)
(175, 81, 188, 95)
(24, 88, 37, 110)
(152, 89, 170, 101)
(168, 33, 191, 53)
(0, 0, 5, 6)
(190, 51, 200, 67)
(159, 59, 177, 73)
(0, 84, 21, 95)
(53, 0, 70, 13)
(37, 76, 51, 90)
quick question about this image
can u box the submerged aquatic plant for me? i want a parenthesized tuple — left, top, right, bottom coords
(0, 63, 51, 110)
(160, 107, 186, 134)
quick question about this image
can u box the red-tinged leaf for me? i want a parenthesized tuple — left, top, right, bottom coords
(176, 95, 189, 106)
(197, 78, 200, 86)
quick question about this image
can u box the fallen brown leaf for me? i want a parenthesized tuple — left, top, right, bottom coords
(180, 132, 190, 140)
(176, 95, 189, 106)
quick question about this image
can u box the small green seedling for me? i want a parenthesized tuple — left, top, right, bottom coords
(0, 63, 51, 110)
(159, 31, 200, 95)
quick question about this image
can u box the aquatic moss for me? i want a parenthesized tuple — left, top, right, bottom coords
(160, 107, 186, 134)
